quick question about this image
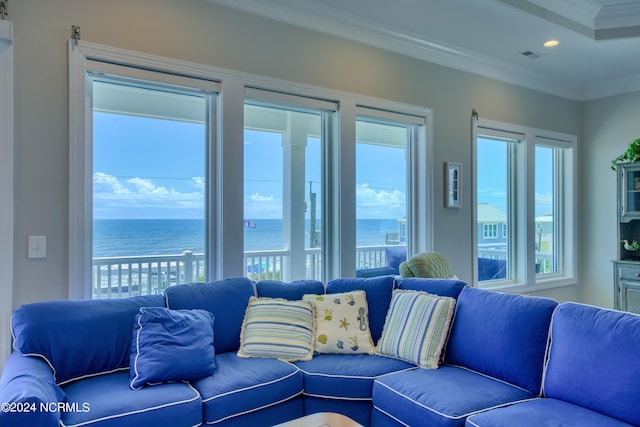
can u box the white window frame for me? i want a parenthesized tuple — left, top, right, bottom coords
(69, 41, 433, 295)
(243, 90, 338, 282)
(472, 118, 576, 291)
(483, 223, 498, 239)
(0, 19, 13, 368)
(68, 41, 221, 299)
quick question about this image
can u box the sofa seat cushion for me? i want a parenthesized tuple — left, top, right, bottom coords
(466, 398, 635, 427)
(60, 372, 202, 427)
(373, 366, 536, 427)
(294, 353, 414, 400)
(192, 352, 302, 425)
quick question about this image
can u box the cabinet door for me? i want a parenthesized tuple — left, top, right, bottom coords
(620, 280, 640, 314)
(619, 164, 640, 222)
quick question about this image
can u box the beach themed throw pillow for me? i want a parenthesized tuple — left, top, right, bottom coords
(302, 290, 375, 354)
(377, 289, 455, 369)
(129, 307, 216, 390)
(237, 297, 315, 362)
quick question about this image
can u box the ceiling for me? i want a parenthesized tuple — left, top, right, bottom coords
(209, 0, 640, 101)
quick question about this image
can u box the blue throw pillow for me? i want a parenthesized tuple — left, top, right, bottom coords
(129, 307, 216, 390)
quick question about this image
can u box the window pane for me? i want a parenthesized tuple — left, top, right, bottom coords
(355, 120, 407, 276)
(92, 81, 207, 298)
(535, 145, 556, 274)
(477, 137, 510, 283)
(244, 104, 323, 281)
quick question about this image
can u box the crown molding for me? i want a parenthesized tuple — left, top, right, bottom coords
(596, 3, 640, 30)
(527, 0, 601, 28)
(208, 0, 637, 100)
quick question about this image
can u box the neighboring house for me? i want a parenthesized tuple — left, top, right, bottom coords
(477, 204, 507, 250)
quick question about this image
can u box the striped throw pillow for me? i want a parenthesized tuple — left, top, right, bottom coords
(237, 297, 315, 362)
(377, 290, 456, 368)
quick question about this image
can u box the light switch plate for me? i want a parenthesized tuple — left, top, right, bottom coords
(28, 236, 47, 259)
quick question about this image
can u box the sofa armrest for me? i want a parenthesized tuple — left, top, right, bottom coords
(0, 352, 64, 427)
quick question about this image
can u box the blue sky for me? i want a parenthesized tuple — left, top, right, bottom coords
(477, 137, 554, 216)
(93, 114, 552, 221)
(93, 113, 408, 220)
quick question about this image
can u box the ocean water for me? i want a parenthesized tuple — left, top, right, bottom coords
(93, 218, 403, 257)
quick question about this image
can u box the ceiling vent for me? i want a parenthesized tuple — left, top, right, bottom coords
(521, 50, 541, 59)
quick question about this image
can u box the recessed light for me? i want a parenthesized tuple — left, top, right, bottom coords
(543, 40, 559, 47)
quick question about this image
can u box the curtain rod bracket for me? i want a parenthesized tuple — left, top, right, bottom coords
(471, 109, 479, 121)
(71, 25, 81, 42)
(0, 1, 8, 20)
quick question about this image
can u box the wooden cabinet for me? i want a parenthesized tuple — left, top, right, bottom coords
(614, 162, 640, 314)
(618, 162, 640, 222)
(613, 260, 640, 314)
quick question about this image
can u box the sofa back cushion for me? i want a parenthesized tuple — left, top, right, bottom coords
(255, 279, 324, 300)
(445, 287, 557, 394)
(165, 277, 255, 353)
(326, 276, 395, 343)
(544, 302, 640, 426)
(398, 278, 467, 299)
(11, 294, 165, 385)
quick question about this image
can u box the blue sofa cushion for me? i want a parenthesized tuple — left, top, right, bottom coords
(0, 353, 65, 427)
(477, 258, 506, 281)
(543, 302, 640, 426)
(326, 276, 395, 343)
(129, 307, 215, 389)
(294, 353, 414, 400)
(356, 266, 397, 278)
(255, 279, 324, 300)
(445, 287, 557, 394)
(397, 277, 467, 299)
(373, 366, 536, 427)
(165, 277, 254, 354)
(385, 246, 406, 272)
(192, 352, 302, 425)
(465, 398, 636, 427)
(11, 294, 165, 385)
(60, 372, 202, 427)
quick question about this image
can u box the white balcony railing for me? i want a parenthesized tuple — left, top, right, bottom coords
(92, 245, 397, 299)
(92, 246, 555, 299)
(92, 250, 205, 299)
(478, 248, 555, 275)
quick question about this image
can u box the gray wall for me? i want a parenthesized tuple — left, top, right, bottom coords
(581, 91, 640, 307)
(11, 0, 585, 308)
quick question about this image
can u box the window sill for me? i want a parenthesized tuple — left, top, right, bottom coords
(478, 277, 577, 294)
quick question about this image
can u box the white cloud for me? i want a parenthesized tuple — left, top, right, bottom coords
(192, 176, 205, 190)
(244, 192, 281, 219)
(249, 193, 274, 202)
(126, 177, 174, 195)
(356, 184, 406, 218)
(93, 172, 204, 218)
(94, 172, 130, 194)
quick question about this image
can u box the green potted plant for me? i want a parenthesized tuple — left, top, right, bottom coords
(611, 138, 640, 170)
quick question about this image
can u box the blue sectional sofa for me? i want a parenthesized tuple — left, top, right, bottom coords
(1, 275, 639, 427)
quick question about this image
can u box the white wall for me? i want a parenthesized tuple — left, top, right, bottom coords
(581, 91, 640, 308)
(10, 0, 583, 310)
